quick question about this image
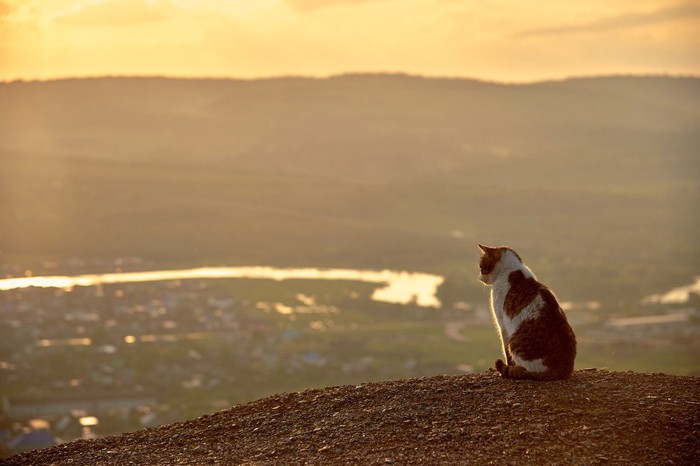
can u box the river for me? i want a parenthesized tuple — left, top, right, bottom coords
(641, 276, 700, 305)
(0, 266, 444, 308)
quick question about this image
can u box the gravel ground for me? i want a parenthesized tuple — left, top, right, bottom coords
(5, 369, 699, 465)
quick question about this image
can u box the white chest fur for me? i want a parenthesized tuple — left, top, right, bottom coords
(490, 279, 509, 333)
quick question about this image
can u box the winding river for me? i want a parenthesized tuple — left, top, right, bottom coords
(0, 266, 444, 308)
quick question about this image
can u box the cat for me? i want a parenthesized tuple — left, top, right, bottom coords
(478, 244, 576, 381)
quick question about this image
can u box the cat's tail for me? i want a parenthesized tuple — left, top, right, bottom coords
(495, 359, 569, 381)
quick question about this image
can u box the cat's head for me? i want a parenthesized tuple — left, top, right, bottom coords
(478, 244, 522, 285)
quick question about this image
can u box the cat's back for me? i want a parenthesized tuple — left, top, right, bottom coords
(506, 269, 576, 375)
(506, 270, 574, 330)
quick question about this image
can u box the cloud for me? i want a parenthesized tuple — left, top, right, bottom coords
(55, 0, 170, 26)
(285, 0, 384, 11)
(516, 2, 700, 37)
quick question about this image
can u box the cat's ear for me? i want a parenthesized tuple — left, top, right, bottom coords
(478, 243, 490, 254)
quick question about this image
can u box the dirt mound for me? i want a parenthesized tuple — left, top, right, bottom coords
(5, 369, 699, 465)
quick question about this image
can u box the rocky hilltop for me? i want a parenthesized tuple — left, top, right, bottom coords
(6, 369, 699, 465)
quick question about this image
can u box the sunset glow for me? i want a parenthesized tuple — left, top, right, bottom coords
(1, 0, 698, 82)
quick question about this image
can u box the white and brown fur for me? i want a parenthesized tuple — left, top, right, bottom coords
(478, 244, 576, 381)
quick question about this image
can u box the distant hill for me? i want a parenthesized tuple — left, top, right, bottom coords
(1, 75, 698, 184)
(5, 369, 699, 465)
(0, 75, 698, 302)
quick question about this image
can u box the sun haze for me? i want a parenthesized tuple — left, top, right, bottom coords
(1, 0, 698, 81)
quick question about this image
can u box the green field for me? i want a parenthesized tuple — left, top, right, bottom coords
(2, 152, 698, 306)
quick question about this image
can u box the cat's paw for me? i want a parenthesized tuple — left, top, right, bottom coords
(495, 359, 507, 374)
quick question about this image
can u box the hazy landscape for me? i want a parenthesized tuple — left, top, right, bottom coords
(2, 75, 698, 294)
(1, 74, 699, 454)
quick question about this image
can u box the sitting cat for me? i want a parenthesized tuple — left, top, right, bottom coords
(478, 244, 576, 381)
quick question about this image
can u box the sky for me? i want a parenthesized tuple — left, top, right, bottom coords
(0, 0, 699, 82)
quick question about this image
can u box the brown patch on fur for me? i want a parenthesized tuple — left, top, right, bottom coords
(478, 245, 502, 275)
(503, 270, 539, 319)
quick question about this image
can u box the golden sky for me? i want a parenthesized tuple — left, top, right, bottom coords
(1, 0, 699, 82)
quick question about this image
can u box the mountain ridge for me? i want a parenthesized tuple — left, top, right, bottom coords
(2, 73, 697, 181)
(5, 369, 699, 465)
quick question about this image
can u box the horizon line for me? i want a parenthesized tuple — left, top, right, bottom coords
(2, 71, 699, 86)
